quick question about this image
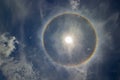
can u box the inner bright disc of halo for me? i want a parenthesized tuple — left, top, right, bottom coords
(42, 12, 97, 67)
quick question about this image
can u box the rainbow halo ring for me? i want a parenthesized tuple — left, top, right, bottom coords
(42, 12, 98, 68)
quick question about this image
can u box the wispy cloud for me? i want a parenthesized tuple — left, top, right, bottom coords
(1, 57, 38, 80)
(69, 0, 80, 10)
(0, 33, 18, 57)
(4, 0, 31, 22)
(0, 33, 38, 80)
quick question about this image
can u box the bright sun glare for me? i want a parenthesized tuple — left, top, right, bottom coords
(64, 36, 73, 44)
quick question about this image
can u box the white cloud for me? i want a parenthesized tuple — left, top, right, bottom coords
(0, 33, 38, 80)
(0, 33, 18, 57)
(1, 57, 38, 80)
(70, 0, 80, 10)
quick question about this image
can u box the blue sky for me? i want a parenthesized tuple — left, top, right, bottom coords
(0, 0, 120, 80)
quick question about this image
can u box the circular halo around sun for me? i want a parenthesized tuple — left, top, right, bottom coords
(42, 12, 98, 68)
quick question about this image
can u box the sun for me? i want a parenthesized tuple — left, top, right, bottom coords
(64, 36, 73, 44)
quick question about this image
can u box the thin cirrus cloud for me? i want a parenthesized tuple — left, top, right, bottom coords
(0, 33, 38, 80)
(1, 57, 38, 80)
(4, 0, 31, 22)
(0, 33, 18, 57)
(69, 0, 80, 10)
